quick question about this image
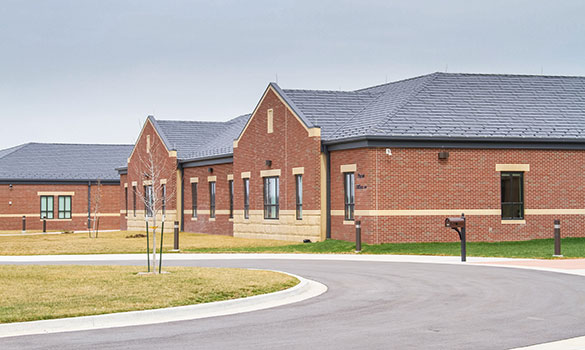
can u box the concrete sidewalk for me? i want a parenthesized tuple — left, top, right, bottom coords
(2, 252, 584, 277)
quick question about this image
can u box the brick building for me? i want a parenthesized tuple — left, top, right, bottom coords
(0, 143, 133, 232)
(121, 72, 585, 243)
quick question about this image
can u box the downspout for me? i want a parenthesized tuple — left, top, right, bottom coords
(324, 146, 331, 239)
(87, 181, 91, 229)
(180, 163, 185, 232)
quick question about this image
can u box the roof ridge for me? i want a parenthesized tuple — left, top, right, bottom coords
(327, 74, 438, 140)
(0, 143, 30, 159)
(437, 72, 585, 79)
(353, 72, 440, 92)
(367, 73, 441, 135)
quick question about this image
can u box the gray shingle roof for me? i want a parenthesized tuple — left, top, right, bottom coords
(281, 72, 585, 142)
(151, 114, 250, 161)
(0, 143, 133, 182)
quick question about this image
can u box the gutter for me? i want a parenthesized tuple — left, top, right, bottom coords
(322, 135, 585, 151)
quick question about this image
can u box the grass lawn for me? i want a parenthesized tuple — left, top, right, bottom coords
(0, 231, 292, 255)
(0, 265, 298, 323)
(0, 230, 583, 259)
(184, 237, 585, 259)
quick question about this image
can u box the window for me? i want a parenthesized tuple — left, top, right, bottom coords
(133, 186, 137, 217)
(191, 183, 197, 218)
(40, 196, 54, 219)
(501, 172, 524, 220)
(125, 187, 128, 216)
(295, 175, 302, 220)
(243, 178, 250, 219)
(344, 172, 355, 220)
(263, 176, 279, 219)
(58, 196, 72, 219)
(144, 185, 153, 217)
(209, 182, 216, 218)
(161, 184, 166, 215)
(229, 180, 234, 218)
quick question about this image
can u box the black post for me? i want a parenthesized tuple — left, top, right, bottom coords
(22, 216, 26, 233)
(173, 221, 180, 251)
(159, 220, 165, 273)
(42, 218, 46, 233)
(460, 213, 466, 262)
(554, 219, 562, 257)
(146, 221, 150, 272)
(355, 220, 361, 253)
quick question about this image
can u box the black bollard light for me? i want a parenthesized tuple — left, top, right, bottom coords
(355, 220, 362, 253)
(22, 216, 26, 233)
(553, 219, 562, 257)
(173, 221, 180, 251)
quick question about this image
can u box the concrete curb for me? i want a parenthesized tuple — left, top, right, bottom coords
(0, 270, 327, 339)
(510, 336, 585, 350)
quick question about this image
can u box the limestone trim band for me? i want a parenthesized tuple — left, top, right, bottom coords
(496, 164, 530, 172)
(331, 209, 585, 216)
(37, 191, 75, 196)
(0, 213, 121, 218)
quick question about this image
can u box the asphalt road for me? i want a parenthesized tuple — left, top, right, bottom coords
(2, 259, 585, 350)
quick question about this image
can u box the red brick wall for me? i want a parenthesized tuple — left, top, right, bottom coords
(119, 174, 128, 231)
(232, 88, 322, 241)
(124, 120, 178, 229)
(0, 183, 120, 231)
(330, 147, 585, 243)
(182, 163, 233, 235)
(233, 89, 321, 213)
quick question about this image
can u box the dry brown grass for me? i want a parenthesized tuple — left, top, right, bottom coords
(0, 230, 292, 255)
(0, 265, 298, 323)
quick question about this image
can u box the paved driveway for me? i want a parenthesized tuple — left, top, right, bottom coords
(1, 258, 585, 350)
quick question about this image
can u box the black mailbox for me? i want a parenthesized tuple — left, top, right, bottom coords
(445, 217, 465, 228)
(445, 213, 466, 262)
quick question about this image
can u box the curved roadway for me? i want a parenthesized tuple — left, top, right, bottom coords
(2, 258, 585, 349)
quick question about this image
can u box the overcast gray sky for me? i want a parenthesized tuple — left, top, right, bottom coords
(1, 0, 584, 149)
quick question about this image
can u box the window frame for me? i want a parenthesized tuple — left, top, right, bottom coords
(243, 178, 250, 219)
(144, 185, 153, 218)
(344, 172, 355, 221)
(263, 176, 279, 220)
(191, 182, 197, 218)
(295, 174, 302, 220)
(58, 195, 72, 219)
(209, 181, 216, 218)
(501, 171, 524, 220)
(229, 179, 234, 219)
(40, 195, 54, 219)
(133, 185, 137, 217)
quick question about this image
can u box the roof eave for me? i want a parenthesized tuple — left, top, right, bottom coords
(323, 135, 585, 150)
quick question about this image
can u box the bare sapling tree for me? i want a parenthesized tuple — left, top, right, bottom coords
(89, 179, 102, 238)
(132, 135, 176, 274)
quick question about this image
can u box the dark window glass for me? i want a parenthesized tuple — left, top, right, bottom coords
(344, 172, 355, 220)
(125, 187, 128, 215)
(191, 183, 197, 218)
(58, 196, 72, 219)
(40, 196, 54, 219)
(144, 185, 153, 217)
(133, 186, 137, 217)
(501, 172, 524, 220)
(243, 178, 250, 219)
(296, 175, 302, 220)
(209, 182, 216, 218)
(229, 180, 234, 218)
(263, 176, 279, 219)
(161, 184, 166, 215)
